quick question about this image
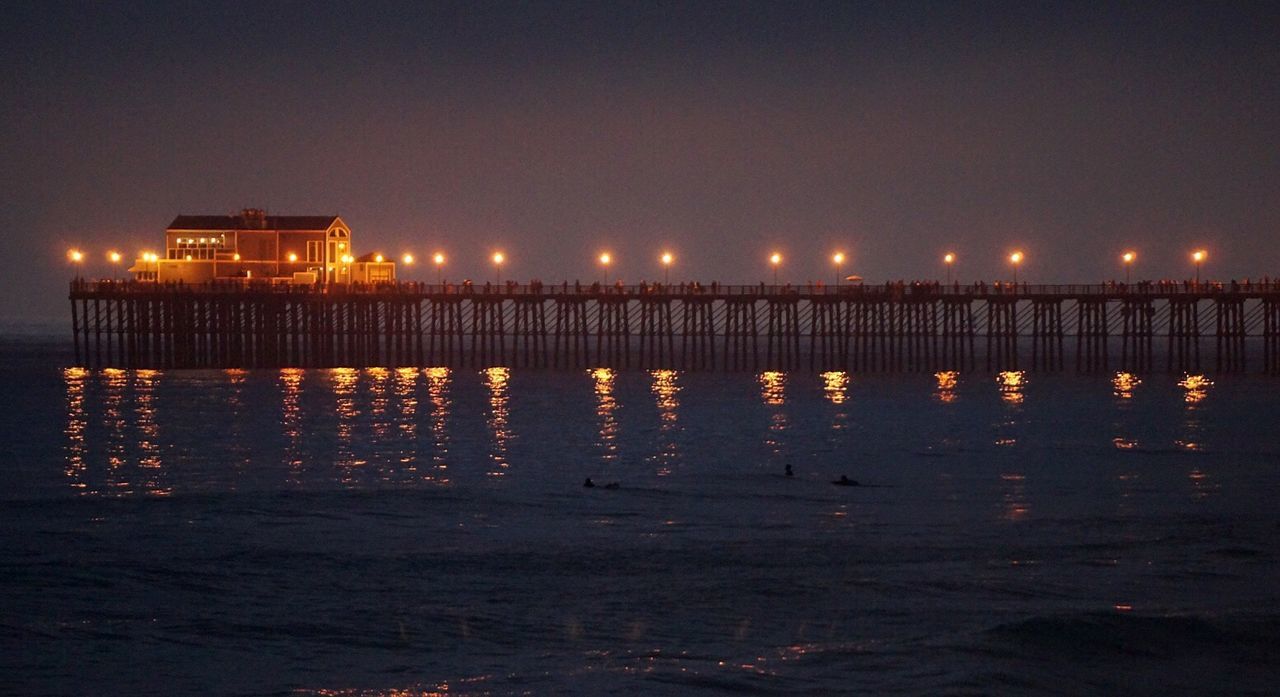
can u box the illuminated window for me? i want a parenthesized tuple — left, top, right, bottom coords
(307, 240, 322, 263)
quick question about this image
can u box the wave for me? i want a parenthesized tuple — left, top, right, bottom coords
(984, 611, 1280, 662)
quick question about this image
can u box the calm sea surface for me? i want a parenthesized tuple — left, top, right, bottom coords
(2, 338, 1278, 695)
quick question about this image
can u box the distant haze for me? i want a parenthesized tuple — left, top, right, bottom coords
(4, 1, 1279, 321)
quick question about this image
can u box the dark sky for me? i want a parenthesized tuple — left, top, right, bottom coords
(4, 1, 1279, 322)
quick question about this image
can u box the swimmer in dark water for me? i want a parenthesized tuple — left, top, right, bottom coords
(583, 477, 596, 488)
(832, 475, 859, 486)
(785, 464, 794, 477)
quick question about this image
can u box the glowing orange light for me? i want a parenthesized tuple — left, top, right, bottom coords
(944, 252, 955, 264)
(232, 253, 241, 261)
(288, 252, 298, 262)
(185, 254, 193, 261)
(770, 253, 782, 265)
(107, 250, 121, 263)
(1010, 251, 1024, 264)
(832, 252, 845, 265)
(1122, 251, 1136, 264)
(661, 252, 673, 266)
(68, 249, 83, 263)
(341, 254, 354, 264)
(1192, 250, 1206, 263)
(492, 252, 505, 265)
(402, 253, 414, 265)
(374, 254, 384, 263)
(599, 252, 612, 265)
(433, 252, 445, 265)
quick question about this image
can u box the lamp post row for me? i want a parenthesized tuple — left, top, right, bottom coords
(66, 247, 1211, 284)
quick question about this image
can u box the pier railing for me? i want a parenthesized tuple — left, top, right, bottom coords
(70, 278, 1280, 299)
(69, 279, 1280, 374)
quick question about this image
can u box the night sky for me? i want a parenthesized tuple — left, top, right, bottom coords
(4, 1, 1279, 322)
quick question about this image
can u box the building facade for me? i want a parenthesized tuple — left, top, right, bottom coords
(131, 209, 395, 284)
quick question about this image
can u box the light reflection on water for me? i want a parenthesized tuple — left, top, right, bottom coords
(649, 369, 681, 476)
(425, 367, 452, 483)
(331, 367, 361, 479)
(592, 368, 620, 467)
(484, 367, 511, 477)
(934, 371, 958, 403)
(103, 368, 127, 492)
(759, 371, 789, 462)
(394, 368, 419, 477)
(994, 370, 1025, 448)
(1176, 374, 1212, 452)
(1112, 371, 1141, 399)
(62, 367, 88, 492)
(54, 367, 1261, 500)
(996, 370, 1025, 405)
(134, 369, 166, 496)
(280, 368, 304, 476)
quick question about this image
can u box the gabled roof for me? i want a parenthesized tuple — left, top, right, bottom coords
(168, 213, 340, 231)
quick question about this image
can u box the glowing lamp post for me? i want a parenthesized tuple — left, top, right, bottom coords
(68, 249, 84, 280)
(944, 252, 955, 284)
(1192, 250, 1206, 285)
(661, 252, 673, 285)
(1009, 251, 1024, 287)
(400, 253, 413, 283)
(832, 252, 845, 288)
(596, 251, 611, 283)
(770, 252, 782, 286)
(1122, 251, 1136, 285)
(492, 251, 505, 287)
(433, 252, 445, 285)
(288, 252, 298, 263)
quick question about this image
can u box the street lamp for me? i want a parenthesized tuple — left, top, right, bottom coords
(943, 252, 955, 284)
(1192, 249, 1206, 285)
(661, 252, 673, 285)
(1121, 251, 1136, 285)
(832, 252, 845, 288)
(1009, 251, 1024, 287)
(433, 252, 445, 284)
(402, 253, 414, 265)
(68, 249, 84, 280)
(770, 252, 782, 286)
(598, 252, 611, 284)
(492, 251, 505, 286)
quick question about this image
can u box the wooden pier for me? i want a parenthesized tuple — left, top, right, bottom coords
(69, 279, 1280, 374)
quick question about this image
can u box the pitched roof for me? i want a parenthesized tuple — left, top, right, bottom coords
(168, 213, 340, 231)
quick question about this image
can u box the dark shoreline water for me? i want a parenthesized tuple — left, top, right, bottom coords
(2, 340, 1278, 695)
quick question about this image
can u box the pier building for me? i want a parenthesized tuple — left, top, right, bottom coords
(128, 208, 395, 285)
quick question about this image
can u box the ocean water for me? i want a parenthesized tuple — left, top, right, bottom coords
(2, 338, 1278, 695)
